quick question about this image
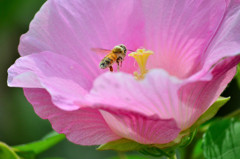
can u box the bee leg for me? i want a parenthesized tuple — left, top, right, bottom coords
(116, 57, 122, 71)
(109, 66, 113, 72)
(116, 60, 120, 72)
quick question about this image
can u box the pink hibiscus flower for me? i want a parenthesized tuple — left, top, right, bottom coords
(8, 0, 240, 146)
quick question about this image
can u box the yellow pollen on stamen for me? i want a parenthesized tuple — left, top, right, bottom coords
(128, 49, 154, 80)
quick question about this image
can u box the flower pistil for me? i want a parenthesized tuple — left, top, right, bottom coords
(128, 49, 153, 80)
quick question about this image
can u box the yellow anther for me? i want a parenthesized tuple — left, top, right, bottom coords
(128, 49, 153, 80)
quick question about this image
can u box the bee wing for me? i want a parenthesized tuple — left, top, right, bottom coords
(91, 48, 111, 55)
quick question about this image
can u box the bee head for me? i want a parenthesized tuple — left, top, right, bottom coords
(119, 44, 127, 54)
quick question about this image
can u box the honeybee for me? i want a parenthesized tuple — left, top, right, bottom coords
(91, 44, 131, 72)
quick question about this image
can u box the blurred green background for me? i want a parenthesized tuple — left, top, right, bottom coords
(0, 0, 239, 159)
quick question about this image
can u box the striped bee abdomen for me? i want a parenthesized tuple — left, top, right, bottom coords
(99, 53, 117, 69)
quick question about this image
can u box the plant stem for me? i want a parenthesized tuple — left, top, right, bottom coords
(169, 153, 177, 159)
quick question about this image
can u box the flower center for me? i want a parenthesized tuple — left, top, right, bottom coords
(128, 49, 154, 80)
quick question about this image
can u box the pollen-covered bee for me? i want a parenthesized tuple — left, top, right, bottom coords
(91, 44, 130, 72)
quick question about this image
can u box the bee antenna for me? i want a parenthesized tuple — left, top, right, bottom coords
(128, 49, 135, 52)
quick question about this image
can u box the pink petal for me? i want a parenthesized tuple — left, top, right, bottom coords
(8, 52, 92, 110)
(202, 0, 240, 70)
(142, 0, 227, 78)
(24, 88, 120, 145)
(88, 56, 238, 130)
(19, 0, 145, 74)
(99, 108, 180, 144)
(87, 70, 183, 125)
(179, 56, 240, 129)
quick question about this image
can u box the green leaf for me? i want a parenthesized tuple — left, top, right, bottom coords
(13, 131, 65, 155)
(193, 97, 230, 128)
(202, 118, 240, 159)
(139, 147, 174, 157)
(14, 151, 35, 159)
(97, 139, 146, 152)
(98, 139, 174, 158)
(0, 142, 20, 159)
